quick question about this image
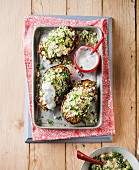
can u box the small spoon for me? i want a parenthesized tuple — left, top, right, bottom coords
(91, 35, 104, 55)
(77, 150, 103, 167)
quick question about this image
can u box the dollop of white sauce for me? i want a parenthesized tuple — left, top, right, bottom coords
(42, 82, 56, 110)
(76, 47, 98, 70)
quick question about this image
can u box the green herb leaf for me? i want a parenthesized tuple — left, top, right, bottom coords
(56, 116, 62, 120)
(65, 106, 69, 109)
(37, 64, 44, 70)
(46, 119, 54, 125)
(82, 144, 86, 148)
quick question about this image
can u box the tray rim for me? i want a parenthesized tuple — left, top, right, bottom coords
(32, 25, 103, 129)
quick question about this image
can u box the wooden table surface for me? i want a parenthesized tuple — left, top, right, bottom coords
(0, 0, 139, 169)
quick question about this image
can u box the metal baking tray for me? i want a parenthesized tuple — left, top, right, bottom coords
(32, 26, 103, 129)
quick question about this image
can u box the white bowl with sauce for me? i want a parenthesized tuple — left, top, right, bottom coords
(74, 46, 100, 73)
(80, 146, 139, 170)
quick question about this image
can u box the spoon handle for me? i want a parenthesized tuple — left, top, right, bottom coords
(77, 150, 103, 166)
(92, 35, 104, 53)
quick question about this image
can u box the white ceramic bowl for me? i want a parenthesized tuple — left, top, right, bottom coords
(81, 146, 139, 170)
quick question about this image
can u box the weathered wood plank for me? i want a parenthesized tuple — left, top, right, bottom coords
(66, 1, 102, 170)
(30, 1, 66, 170)
(102, 0, 136, 154)
(0, 0, 31, 169)
(29, 144, 65, 170)
(32, 0, 66, 14)
(67, 0, 102, 16)
(136, 0, 139, 158)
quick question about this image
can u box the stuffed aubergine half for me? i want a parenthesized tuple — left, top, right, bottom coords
(61, 80, 98, 124)
(39, 26, 79, 63)
(38, 65, 71, 111)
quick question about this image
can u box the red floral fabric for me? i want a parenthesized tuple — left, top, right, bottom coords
(23, 16, 115, 141)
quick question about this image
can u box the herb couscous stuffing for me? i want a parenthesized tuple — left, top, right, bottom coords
(89, 152, 132, 170)
(61, 80, 98, 124)
(39, 26, 78, 63)
(77, 30, 98, 46)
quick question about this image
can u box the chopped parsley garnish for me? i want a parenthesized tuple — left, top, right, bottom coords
(56, 116, 62, 120)
(88, 84, 93, 87)
(36, 64, 44, 70)
(82, 144, 86, 148)
(86, 113, 93, 123)
(46, 119, 54, 125)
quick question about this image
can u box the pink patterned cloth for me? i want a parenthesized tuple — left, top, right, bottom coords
(23, 16, 115, 141)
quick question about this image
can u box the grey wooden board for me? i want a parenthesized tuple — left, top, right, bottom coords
(24, 15, 113, 143)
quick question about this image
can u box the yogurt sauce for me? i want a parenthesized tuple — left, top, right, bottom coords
(76, 47, 99, 70)
(42, 82, 56, 110)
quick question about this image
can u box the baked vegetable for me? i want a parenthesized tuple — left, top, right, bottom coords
(39, 26, 79, 63)
(61, 80, 98, 124)
(37, 65, 71, 111)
